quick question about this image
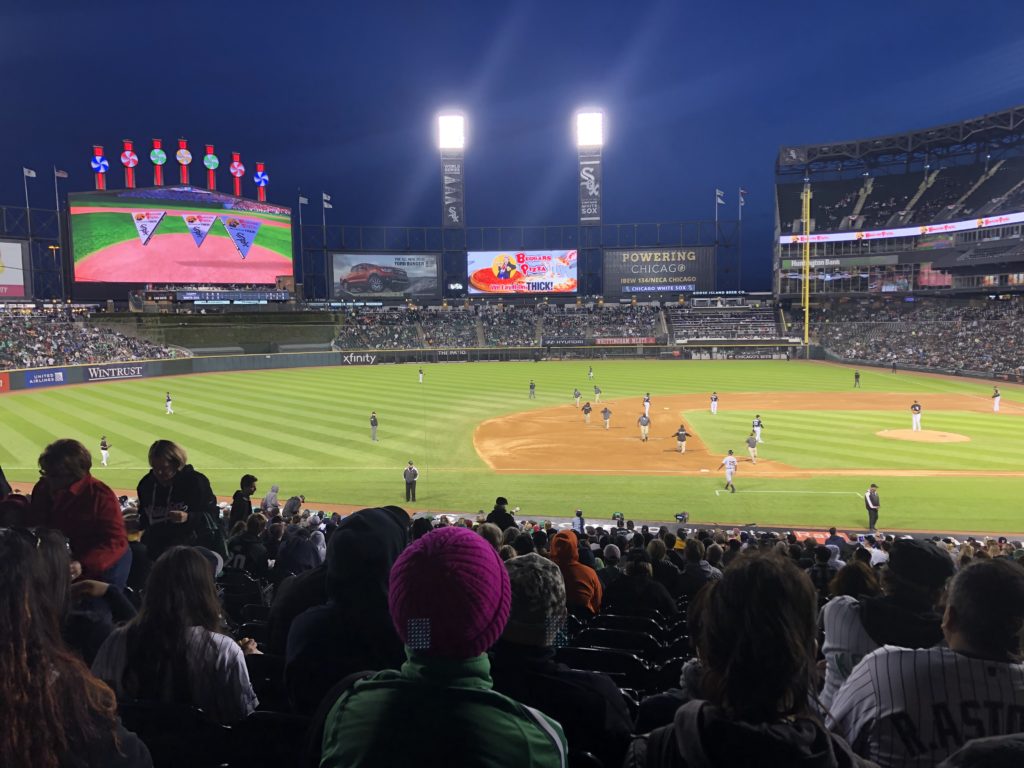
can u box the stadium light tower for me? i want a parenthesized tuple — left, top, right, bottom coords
(437, 112, 466, 229)
(575, 109, 603, 226)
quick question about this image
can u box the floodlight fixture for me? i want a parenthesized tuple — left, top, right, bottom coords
(576, 110, 604, 148)
(438, 113, 466, 151)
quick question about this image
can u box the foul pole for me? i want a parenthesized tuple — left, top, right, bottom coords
(801, 181, 812, 357)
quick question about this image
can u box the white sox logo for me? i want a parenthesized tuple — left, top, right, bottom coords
(580, 166, 599, 197)
(447, 206, 460, 224)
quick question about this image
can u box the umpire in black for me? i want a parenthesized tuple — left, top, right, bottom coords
(864, 483, 880, 532)
(404, 460, 419, 502)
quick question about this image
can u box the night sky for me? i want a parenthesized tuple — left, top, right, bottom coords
(4, 0, 1024, 289)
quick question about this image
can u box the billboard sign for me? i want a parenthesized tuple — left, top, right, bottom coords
(595, 336, 657, 345)
(467, 250, 577, 295)
(69, 186, 293, 286)
(84, 364, 146, 381)
(0, 372, 9, 394)
(779, 209, 1024, 244)
(332, 253, 440, 299)
(339, 352, 379, 366)
(578, 149, 602, 224)
(603, 248, 716, 296)
(0, 241, 28, 298)
(25, 368, 68, 388)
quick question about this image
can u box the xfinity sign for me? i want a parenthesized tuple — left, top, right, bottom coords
(85, 364, 146, 381)
(340, 353, 378, 366)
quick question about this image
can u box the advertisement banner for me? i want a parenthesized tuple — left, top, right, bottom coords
(0, 372, 9, 394)
(603, 248, 716, 296)
(542, 338, 587, 347)
(332, 253, 440, 299)
(595, 336, 657, 345)
(779, 209, 1024, 245)
(0, 241, 28, 298)
(84, 364, 147, 381)
(578, 149, 602, 224)
(441, 153, 465, 228)
(339, 352, 379, 366)
(25, 368, 69, 388)
(468, 250, 577, 295)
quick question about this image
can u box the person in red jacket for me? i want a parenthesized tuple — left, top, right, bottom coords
(28, 439, 130, 587)
(549, 530, 602, 616)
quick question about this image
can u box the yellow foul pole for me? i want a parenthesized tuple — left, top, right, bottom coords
(800, 182, 812, 350)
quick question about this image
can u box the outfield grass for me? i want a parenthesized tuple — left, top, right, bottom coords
(2, 360, 1021, 534)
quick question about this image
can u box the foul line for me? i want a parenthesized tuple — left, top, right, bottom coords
(714, 490, 863, 497)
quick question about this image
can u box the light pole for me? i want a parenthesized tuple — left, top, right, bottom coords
(576, 109, 604, 301)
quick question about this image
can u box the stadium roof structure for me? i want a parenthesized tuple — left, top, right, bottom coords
(777, 104, 1024, 179)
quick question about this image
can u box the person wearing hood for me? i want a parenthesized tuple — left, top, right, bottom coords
(819, 537, 954, 710)
(549, 529, 602, 616)
(676, 538, 723, 598)
(136, 440, 224, 561)
(260, 484, 280, 515)
(286, 506, 409, 714)
(490, 553, 634, 767)
(318, 527, 567, 767)
(625, 553, 873, 768)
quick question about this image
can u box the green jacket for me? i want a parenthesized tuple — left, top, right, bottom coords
(320, 653, 567, 768)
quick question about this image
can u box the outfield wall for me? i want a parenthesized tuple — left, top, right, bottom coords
(1, 342, 803, 392)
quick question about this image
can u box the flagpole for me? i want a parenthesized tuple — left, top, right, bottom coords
(23, 171, 32, 239)
(54, 167, 62, 251)
(737, 188, 743, 292)
(297, 190, 305, 275)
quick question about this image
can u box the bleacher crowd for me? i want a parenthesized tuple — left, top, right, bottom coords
(0, 313, 176, 371)
(3, 438, 1024, 767)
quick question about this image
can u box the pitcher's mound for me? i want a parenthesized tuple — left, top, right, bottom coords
(877, 429, 970, 443)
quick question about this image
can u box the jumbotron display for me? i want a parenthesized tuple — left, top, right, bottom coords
(467, 250, 577, 294)
(69, 186, 293, 285)
(0, 241, 29, 298)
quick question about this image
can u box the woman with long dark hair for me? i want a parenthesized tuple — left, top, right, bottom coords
(91, 546, 258, 723)
(0, 530, 151, 768)
(625, 553, 874, 767)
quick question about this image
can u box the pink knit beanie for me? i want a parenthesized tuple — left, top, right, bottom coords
(389, 526, 511, 658)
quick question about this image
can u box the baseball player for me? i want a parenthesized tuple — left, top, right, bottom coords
(717, 449, 737, 493)
(165, 392, 173, 415)
(745, 432, 757, 464)
(529, 380, 536, 399)
(993, 386, 1001, 413)
(752, 414, 764, 443)
(910, 400, 922, 431)
(637, 413, 651, 442)
(573, 388, 581, 408)
(587, 365, 594, 381)
(864, 483, 880, 532)
(854, 369, 861, 388)
(643, 393, 651, 417)
(99, 436, 110, 467)
(418, 368, 424, 383)
(710, 391, 719, 415)
(672, 424, 688, 454)
(593, 384, 602, 403)
(582, 401, 592, 424)
(828, 559, 1024, 768)
(601, 406, 612, 430)
(370, 411, 379, 442)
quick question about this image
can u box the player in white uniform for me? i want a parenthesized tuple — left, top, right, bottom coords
(643, 393, 651, 417)
(993, 386, 1001, 412)
(587, 365, 594, 380)
(752, 415, 764, 443)
(165, 392, 173, 415)
(99, 436, 110, 467)
(710, 391, 719, 415)
(910, 400, 922, 431)
(418, 368, 424, 383)
(717, 449, 737, 493)
(828, 559, 1024, 768)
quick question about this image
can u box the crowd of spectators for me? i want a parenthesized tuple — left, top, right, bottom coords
(805, 298, 1024, 375)
(0, 312, 177, 371)
(666, 307, 780, 340)
(4, 436, 1024, 767)
(418, 308, 480, 347)
(540, 304, 662, 342)
(479, 304, 538, 346)
(333, 309, 419, 349)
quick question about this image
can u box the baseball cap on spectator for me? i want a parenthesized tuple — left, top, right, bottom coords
(195, 547, 224, 578)
(495, 497, 509, 506)
(503, 553, 566, 647)
(887, 538, 954, 590)
(389, 526, 511, 659)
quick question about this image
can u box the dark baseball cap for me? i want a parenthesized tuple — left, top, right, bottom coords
(496, 496, 509, 506)
(888, 539, 954, 590)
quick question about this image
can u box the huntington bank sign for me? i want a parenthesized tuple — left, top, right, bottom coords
(85, 364, 146, 381)
(603, 248, 716, 297)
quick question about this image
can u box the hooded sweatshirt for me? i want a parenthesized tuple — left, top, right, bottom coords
(626, 699, 874, 768)
(549, 530, 602, 615)
(285, 506, 409, 714)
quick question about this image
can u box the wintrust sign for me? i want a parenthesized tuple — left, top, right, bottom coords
(340, 353, 378, 366)
(85, 364, 146, 381)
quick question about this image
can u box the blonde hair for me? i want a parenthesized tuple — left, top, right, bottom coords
(147, 439, 188, 470)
